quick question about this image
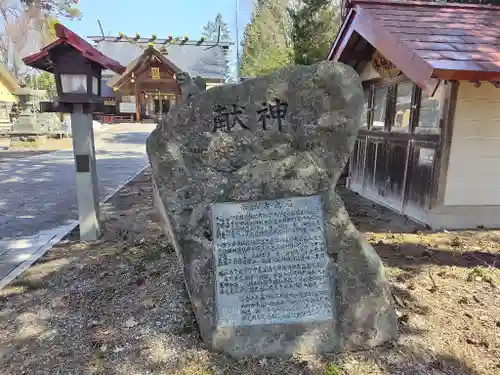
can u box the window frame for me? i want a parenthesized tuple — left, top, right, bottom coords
(362, 76, 430, 134)
(414, 86, 443, 134)
(361, 87, 372, 128)
(391, 82, 417, 134)
(370, 83, 390, 131)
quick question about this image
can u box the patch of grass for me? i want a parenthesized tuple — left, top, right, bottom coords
(324, 363, 342, 375)
(125, 244, 166, 265)
(141, 244, 166, 262)
(10, 279, 46, 292)
(467, 267, 486, 280)
(385, 267, 405, 278)
(450, 235, 463, 247)
(467, 266, 494, 283)
(10, 140, 41, 149)
(171, 361, 213, 375)
(89, 348, 106, 369)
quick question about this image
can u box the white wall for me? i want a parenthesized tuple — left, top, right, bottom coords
(444, 82, 500, 206)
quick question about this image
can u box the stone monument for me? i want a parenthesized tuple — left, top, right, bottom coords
(12, 88, 47, 134)
(175, 71, 207, 102)
(147, 61, 397, 357)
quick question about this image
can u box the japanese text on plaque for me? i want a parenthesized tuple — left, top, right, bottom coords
(212, 195, 333, 327)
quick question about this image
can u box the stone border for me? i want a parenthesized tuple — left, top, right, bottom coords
(0, 164, 149, 291)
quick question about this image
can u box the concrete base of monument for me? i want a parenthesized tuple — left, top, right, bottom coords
(153, 183, 398, 357)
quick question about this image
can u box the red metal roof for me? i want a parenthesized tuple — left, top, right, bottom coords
(329, 0, 500, 92)
(23, 23, 125, 74)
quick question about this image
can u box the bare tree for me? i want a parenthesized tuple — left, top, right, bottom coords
(0, 0, 78, 80)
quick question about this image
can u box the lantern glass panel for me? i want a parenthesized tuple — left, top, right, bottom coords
(61, 74, 87, 94)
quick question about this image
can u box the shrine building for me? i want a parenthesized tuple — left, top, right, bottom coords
(329, 0, 500, 229)
(88, 35, 231, 122)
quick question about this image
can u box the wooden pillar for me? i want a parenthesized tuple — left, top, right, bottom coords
(431, 80, 459, 208)
(71, 104, 100, 241)
(115, 92, 121, 117)
(135, 81, 140, 122)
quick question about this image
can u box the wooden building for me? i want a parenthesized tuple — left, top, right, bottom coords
(106, 46, 182, 121)
(88, 35, 231, 122)
(329, 0, 500, 229)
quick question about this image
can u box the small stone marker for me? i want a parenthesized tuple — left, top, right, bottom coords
(147, 61, 398, 357)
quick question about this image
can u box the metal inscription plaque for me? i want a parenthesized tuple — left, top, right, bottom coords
(212, 195, 332, 327)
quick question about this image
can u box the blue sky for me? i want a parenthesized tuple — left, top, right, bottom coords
(64, 0, 252, 44)
(63, 0, 253, 80)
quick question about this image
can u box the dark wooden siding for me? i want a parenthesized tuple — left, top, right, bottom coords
(350, 133, 438, 222)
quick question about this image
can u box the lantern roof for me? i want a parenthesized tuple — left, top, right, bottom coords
(23, 24, 125, 74)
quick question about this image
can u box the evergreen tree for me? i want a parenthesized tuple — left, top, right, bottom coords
(239, 0, 293, 78)
(202, 14, 233, 82)
(202, 13, 230, 40)
(290, 0, 339, 65)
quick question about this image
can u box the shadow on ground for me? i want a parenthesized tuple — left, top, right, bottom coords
(0, 172, 497, 374)
(0, 148, 147, 238)
(102, 132, 154, 147)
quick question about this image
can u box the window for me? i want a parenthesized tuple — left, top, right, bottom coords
(361, 90, 370, 127)
(0, 102, 8, 121)
(60, 74, 87, 94)
(417, 90, 440, 130)
(372, 86, 388, 129)
(362, 79, 442, 134)
(392, 82, 413, 132)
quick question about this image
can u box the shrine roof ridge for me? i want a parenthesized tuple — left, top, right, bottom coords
(87, 36, 233, 48)
(93, 36, 229, 80)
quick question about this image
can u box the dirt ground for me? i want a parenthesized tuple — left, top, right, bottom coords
(0, 170, 498, 375)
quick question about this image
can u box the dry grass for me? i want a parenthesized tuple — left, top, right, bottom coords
(0, 171, 498, 375)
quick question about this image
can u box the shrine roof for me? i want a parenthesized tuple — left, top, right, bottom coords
(107, 46, 182, 89)
(23, 24, 125, 74)
(88, 36, 231, 80)
(328, 0, 500, 93)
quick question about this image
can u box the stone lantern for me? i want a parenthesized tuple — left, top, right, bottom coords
(12, 88, 46, 134)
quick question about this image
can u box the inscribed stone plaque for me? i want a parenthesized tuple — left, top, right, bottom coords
(212, 195, 333, 327)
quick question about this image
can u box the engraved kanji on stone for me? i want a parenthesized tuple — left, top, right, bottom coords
(256, 98, 288, 131)
(212, 104, 249, 132)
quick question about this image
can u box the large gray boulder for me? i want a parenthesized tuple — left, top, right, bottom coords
(147, 61, 397, 357)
